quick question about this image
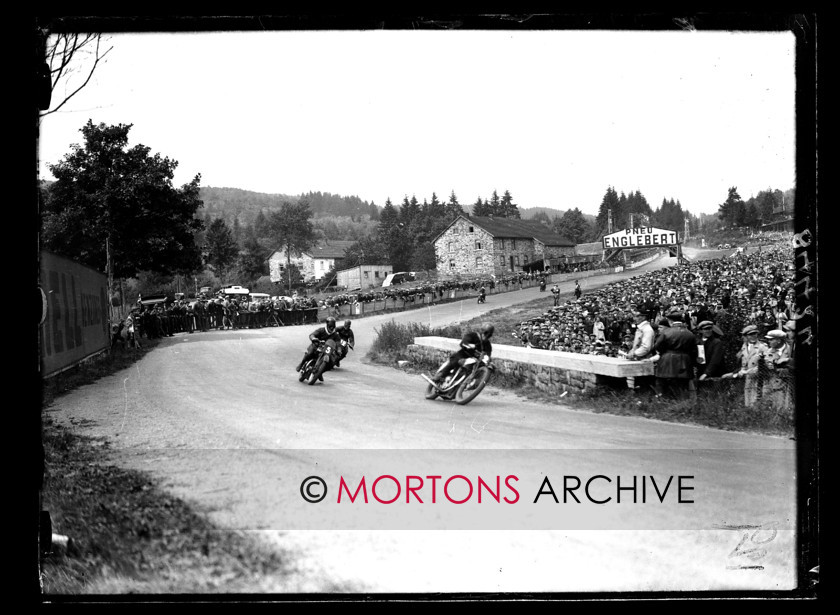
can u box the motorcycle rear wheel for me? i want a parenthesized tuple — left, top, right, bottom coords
(454, 366, 491, 405)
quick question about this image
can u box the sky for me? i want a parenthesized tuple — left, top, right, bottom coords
(37, 28, 797, 217)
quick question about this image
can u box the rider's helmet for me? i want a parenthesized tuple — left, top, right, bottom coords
(481, 323, 495, 338)
(344, 320, 352, 329)
(325, 316, 337, 334)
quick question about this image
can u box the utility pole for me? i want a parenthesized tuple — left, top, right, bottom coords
(106, 234, 115, 324)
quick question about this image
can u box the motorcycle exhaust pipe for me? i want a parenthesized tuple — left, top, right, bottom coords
(421, 373, 442, 390)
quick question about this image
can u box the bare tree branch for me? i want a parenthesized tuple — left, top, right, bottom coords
(39, 32, 113, 120)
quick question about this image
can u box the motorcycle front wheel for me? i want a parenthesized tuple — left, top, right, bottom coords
(454, 366, 491, 405)
(308, 357, 328, 385)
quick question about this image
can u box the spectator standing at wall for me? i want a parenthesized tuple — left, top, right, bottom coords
(574, 280, 582, 300)
(551, 283, 560, 306)
(627, 309, 655, 361)
(722, 324, 768, 407)
(761, 329, 792, 411)
(695, 320, 727, 380)
(652, 307, 698, 400)
(592, 316, 606, 343)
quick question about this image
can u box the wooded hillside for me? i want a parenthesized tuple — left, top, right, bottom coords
(200, 187, 380, 227)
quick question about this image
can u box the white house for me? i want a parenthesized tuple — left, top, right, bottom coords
(268, 240, 355, 282)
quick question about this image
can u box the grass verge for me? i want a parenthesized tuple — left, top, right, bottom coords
(39, 417, 291, 594)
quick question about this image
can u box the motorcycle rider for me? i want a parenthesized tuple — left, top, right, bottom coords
(432, 323, 494, 386)
(478, 285, 487, 304)
(295, 316, 341, 380)
(335, 319, 355, 367)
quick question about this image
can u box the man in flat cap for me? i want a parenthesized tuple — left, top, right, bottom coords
(627, 308, 655, 361)
(722, 324, 768, 407)
(695, 320, 727, 380)
(762, 329, 793, 411)
(652, 307, 698, 399)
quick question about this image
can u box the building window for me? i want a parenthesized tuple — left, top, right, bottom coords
(475, 241, 482, 250)
(374, 271, 380, 278)
(515, 255, 520, 265)
(364, 271, 369, 278)
(469, 226, 474, 233)
(448, 241, 454, 253)
(500, 255, 505, 267)
(511, 239, 517, 250)
(450, 260, 455, 269)
(475, 257, 481, 266)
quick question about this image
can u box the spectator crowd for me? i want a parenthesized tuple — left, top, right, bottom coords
(511, 238, 798, 410)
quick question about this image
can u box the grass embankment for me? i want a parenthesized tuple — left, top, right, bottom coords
(39, 343, 292, 595)
(366, 293, 795, 438)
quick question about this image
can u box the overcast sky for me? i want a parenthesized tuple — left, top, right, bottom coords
(37, 29, 796, 217)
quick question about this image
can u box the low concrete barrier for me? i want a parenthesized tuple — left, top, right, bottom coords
(408, 336, 655, 394)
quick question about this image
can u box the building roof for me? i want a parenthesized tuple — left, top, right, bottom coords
(269, 240, 355, 261)
(305, 240, 355, 259)
(434, 215, 575, 246)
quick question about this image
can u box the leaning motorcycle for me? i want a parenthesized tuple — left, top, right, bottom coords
(335, 338, 354, 367)
(421, 346, 494, 406)
(298, 340, 336, 385)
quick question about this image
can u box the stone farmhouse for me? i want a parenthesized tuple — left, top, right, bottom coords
(433, 215, 576, 278)
(268, 240, 356, 282)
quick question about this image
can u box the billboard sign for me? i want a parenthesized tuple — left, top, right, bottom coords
(602, 227, 679, 250)
(40, 251, 110, 377)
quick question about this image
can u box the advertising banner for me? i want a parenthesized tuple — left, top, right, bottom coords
(39, 251, 110, 378)
(602, 227, 679, 250)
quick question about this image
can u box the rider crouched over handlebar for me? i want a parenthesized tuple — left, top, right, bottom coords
(432, 323, 494, 385)
(295, 316, 341, 381)
(335, 319, 355, 367)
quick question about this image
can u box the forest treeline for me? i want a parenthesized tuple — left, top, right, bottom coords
(40, 121, 794, 301)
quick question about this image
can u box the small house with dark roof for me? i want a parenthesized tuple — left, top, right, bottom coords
(268, 239, 356, 282)
(433, 215, 576, 278)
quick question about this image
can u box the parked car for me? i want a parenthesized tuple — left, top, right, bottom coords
(382, 271, 416, 287)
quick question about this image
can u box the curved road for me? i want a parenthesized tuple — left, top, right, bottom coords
(46, 253, 797, 593)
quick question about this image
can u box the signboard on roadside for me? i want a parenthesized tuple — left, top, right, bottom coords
(602, 227, 679, 250)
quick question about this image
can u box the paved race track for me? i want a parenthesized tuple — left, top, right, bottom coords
(45, 255, 799, 593)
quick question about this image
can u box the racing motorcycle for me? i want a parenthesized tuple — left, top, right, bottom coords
(477, 289, 487, 304)
(421, 345, 494, 406)
(334, 338, 354, 368)
(298, 340, 336, 385)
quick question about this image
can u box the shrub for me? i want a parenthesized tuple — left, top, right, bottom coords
(367, 320, 463, 363)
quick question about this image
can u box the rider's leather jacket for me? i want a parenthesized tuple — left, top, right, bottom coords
(459, 331, 493, 358)
(309, 326, 341, 346)
(337, 325, 355, 345)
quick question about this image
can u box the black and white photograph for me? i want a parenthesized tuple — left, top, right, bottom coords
(32, 14, 819, 602)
